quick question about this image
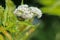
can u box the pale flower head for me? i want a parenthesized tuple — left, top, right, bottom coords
(29, 7, 42, 18)
(14, 4, 42, 19)
(14, 4, 29, 16)
(21, 11, 33, 19)
(17, 4, 29, 11)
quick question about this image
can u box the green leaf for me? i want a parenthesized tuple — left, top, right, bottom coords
(0, 6, 4, 26)
(36, 0, 60, 16)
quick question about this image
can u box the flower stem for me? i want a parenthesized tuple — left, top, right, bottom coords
(21, 0, 24, 5)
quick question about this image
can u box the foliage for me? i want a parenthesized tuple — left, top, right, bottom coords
(0, 0, 38, 40)
(36, 0, 60, 16)
(0, 0, 60, 40)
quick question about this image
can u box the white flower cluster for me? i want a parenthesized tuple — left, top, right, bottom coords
(14, 4, 42, 19)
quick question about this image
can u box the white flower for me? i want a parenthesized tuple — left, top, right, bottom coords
(14, 9, 22, 16)
(14, 4, 29, 16)
(29, 7, 42, 18)
(21, 11, 33, 19)
(14, 4, 42, 19)
(17, 4, 29, 11)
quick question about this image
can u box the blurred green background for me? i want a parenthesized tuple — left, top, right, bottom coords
(0, 0, 60, 40)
